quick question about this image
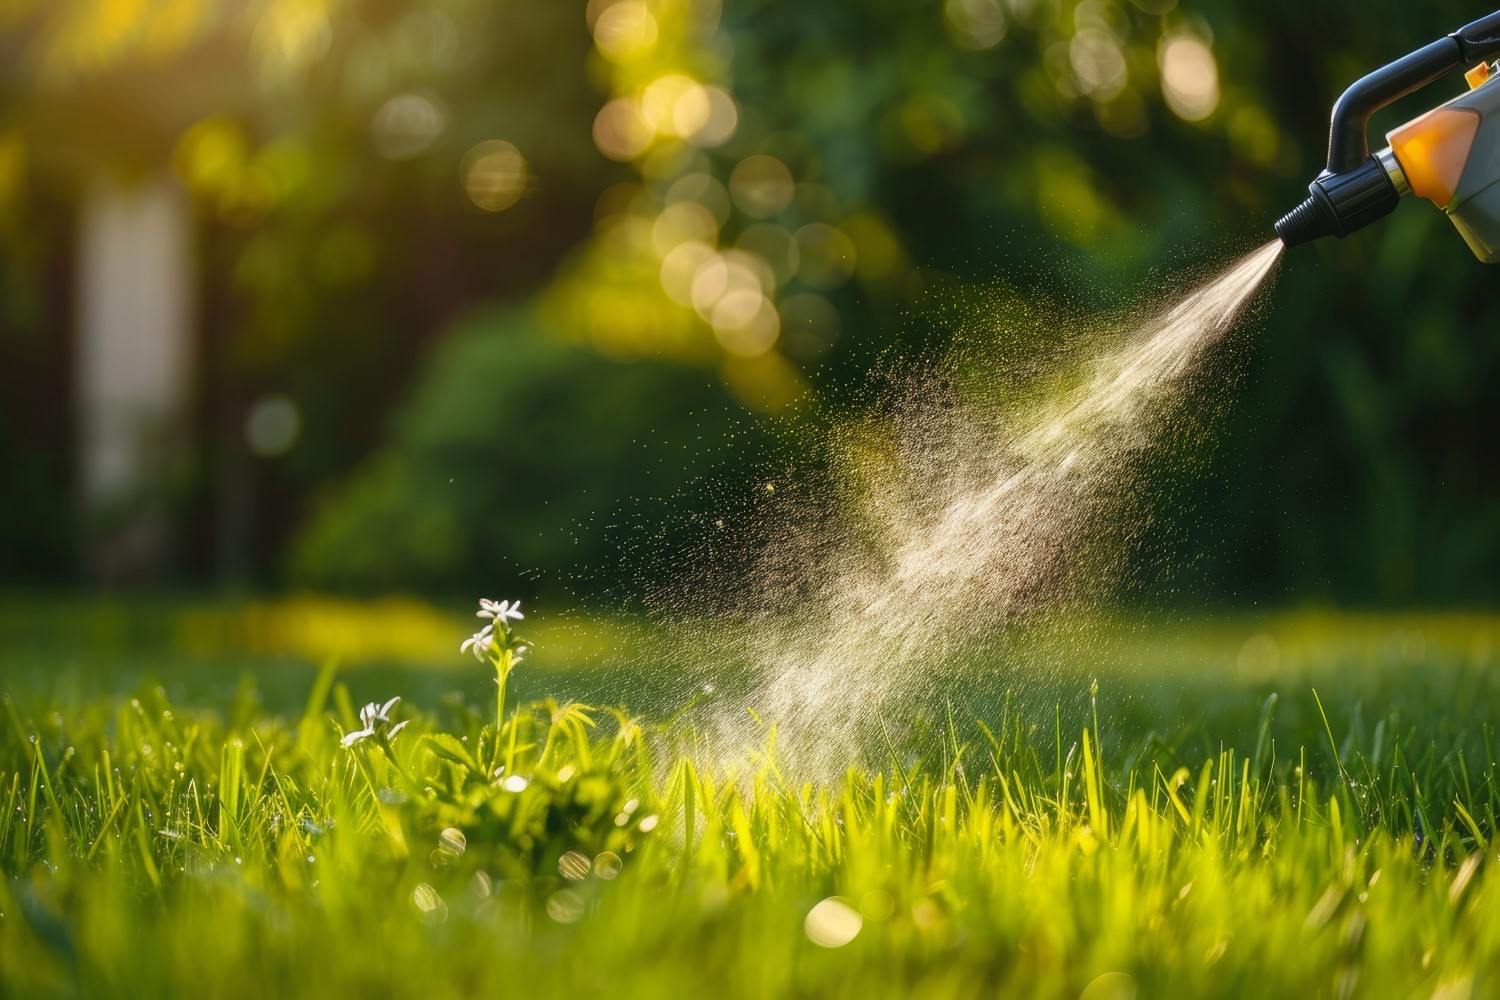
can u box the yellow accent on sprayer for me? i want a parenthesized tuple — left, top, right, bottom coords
(1466, 61, 1493, 90)
(1388, 107, 1482, 209)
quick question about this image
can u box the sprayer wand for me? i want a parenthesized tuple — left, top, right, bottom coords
(1275, 9, 1500, 256)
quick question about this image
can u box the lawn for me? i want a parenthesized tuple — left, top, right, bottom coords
(3, 601, 1499, 998)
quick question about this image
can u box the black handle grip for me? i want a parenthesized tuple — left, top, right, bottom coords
(1455, 10, 1500, 62)
(1325, 9, 1500, 176)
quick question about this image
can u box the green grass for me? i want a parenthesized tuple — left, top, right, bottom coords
(4, 608, 1500, 998)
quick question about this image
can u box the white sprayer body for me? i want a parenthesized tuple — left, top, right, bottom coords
(1385, 64, 1500, 262)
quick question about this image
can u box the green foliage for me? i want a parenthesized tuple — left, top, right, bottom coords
(6, 615, 1500, 995)
(287, 307, 770, 596)
(2, 0, 1498, 598)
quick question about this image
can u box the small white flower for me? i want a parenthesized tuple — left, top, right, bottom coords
(365, 696, 400, 726)
(341, 697, 407, 748)
(340, 726, 376, 748)
(460, 622, 495, 660)
(476, 598, 525, 624)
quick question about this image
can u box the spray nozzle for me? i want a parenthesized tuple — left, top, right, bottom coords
(1274, 155, 1403, 249)
(1277, 9, 1500, 250)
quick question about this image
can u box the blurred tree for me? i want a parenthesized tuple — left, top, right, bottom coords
(0, 0, 1495, 602)
(286, 306, 777, 598)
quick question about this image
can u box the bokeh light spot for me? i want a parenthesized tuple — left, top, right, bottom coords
(690, 251, 766, 320)
(688, 87, 739, 147)
(805, 897, 863, 947)
(411, 883, 448, 924)
(1070, 29, 1128, 101)
(736, 224, 799, 287)
(593, 851, 623, 880)
(652, 200, 719, 256)
(712, 289, 779, 358)
(251, 4, 331, 84)
(666, 172, 732, 224)
(438, 827, 467, 855)
(1237, 632, 1280, 682)
(245, 394, 300, 458)
(372, 92, 447, 160)
(1159, 33, 1219, 121)
(641, 75, 716, 140)
(592, 1, 658, 61)
(462, 140, 529, 212)
(172, 117, 246, 196)
(729, 155, 795, 218)
(558, 850, 592, 880)
(546, 888, 586, 923)
(944, 0, 1007, 49)
(660, 241, 718, 307)
(593, 98, 655, 161)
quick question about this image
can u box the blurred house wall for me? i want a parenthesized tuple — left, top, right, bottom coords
(75, 172, 193, 582)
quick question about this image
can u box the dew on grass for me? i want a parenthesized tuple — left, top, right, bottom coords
(558, 851, 592, 880)
(412, 883, 448, 924)
(594, 851, 623, 880)
(546, 889, 586, 924)
(805, 897, 862, 948)
(501, 774, 529, 793)
(471, 870, 493, 899)
(638, 815, 659, 832)
(439, 827, 467, 855)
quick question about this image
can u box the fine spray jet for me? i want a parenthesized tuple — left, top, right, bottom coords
(1275, 9, 1500, 261)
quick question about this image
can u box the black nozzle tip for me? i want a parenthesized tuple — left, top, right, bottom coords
(1275, 156, 1400, 251)
(1274, 196, 1335, 249)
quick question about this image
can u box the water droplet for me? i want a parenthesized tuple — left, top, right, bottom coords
(558, 851, 591, 880)
(546, 889, 585, 924)
(439, 827, 467, 855)
(412, 883, 448, 924)
(593, 852, 623, 880)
